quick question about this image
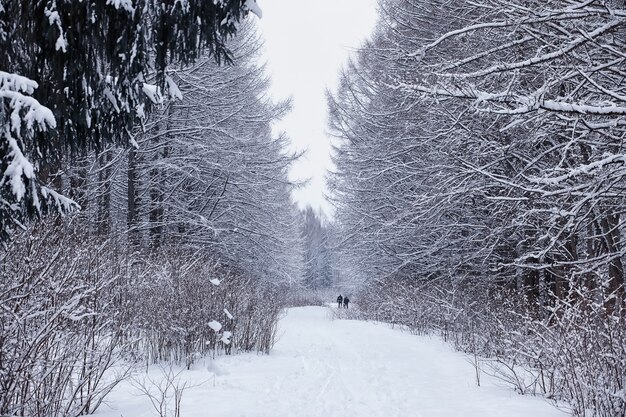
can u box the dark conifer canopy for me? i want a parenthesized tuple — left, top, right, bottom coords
(0, 0, 257, 239)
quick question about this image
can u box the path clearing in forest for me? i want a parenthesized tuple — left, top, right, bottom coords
(98, 307, 566, 417)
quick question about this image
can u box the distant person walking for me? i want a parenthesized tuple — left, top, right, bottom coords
(343, 296, 350, 309)
(337, 294, 343, 308)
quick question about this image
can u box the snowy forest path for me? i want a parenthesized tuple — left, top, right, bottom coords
(98, 307, 566, 417)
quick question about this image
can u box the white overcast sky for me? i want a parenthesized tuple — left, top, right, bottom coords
(255, 0, 378, 216)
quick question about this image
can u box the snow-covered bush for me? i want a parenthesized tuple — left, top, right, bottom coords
(0, 217, 290, 415)
(285, 286, 330, 308)
(0, 222, 127, 417)
(127, 253, 285, 367)
(356, 276, 626, 417)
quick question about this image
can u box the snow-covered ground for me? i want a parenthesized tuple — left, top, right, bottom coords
(97, 307, 566, 417)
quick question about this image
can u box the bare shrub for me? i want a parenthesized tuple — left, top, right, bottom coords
(0, 222, 128, 417)
(357, 277, 626, 417)
(0, 220, 288, 416)
(126, 253, 287, 365)
(284, 287, 330, 307)
(131, 364, 196, 417)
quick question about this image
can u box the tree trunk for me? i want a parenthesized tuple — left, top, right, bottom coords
(127, 146, 139, 246)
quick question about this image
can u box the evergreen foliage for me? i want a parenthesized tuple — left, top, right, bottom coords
(0, 0, 260, 239)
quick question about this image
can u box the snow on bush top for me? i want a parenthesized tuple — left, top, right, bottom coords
(208, 320, 222, 332)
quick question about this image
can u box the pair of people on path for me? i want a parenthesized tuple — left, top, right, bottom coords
(337, 294, 350, 309)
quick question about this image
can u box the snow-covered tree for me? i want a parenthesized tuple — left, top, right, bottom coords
(0, 16, 305, 417)
(0, 0, 262, 239)
(123, 23, 303, 284)
(0, 72, 77, 240)
(300, 207, 333, 289)
(329, 1, 626, 415)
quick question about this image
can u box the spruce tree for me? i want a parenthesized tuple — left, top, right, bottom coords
(0, 0, 261, 240)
